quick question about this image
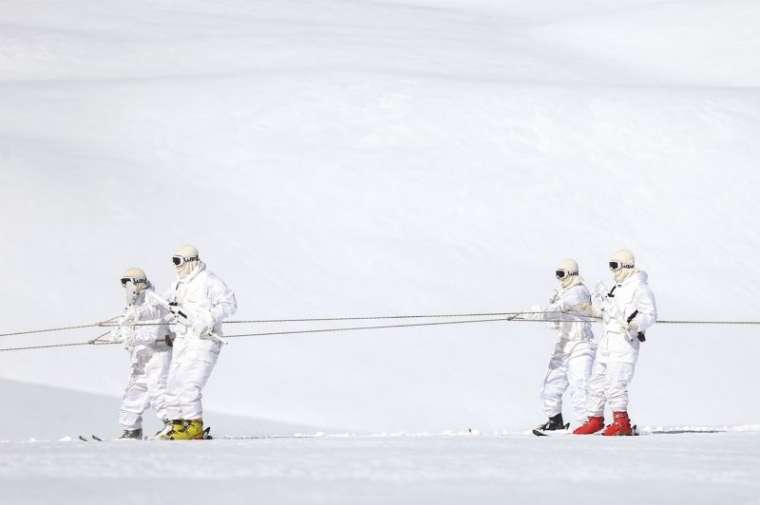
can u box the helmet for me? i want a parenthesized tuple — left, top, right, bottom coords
(609, 249, 636, 283)
(120, 267, 149, 306)
(172, 244, 200, 267)
(555, 258, 579, 279)
(120, 267, 148, 287)
(555, 258, 581, 288)
(609, 249, 635, 271)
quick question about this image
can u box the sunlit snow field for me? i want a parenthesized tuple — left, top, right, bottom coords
(3, 433, 760, 505)
(1, 0, 760, 503)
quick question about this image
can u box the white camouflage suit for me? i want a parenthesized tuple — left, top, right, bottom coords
(164, 262, 237, 420)
(117, 288, 172, 431)
(539, 280, 596, 426)
(587, 271, 657, 415)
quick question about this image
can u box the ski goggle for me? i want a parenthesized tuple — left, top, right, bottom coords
(609, 261, 633, 271)
(172, 255, 198, 267)
(120, 277, 147, 287)
(555, 270, 577, 279)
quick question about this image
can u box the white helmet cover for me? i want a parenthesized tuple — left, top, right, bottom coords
(610, 249, 636, 283)
(173, 244, 201, 278)
(556, 258, 580, 288)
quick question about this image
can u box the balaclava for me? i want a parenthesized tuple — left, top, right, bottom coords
(609, 249, 636, 283)
(121, 267, 149, 306)
(173, 244, 200, 280)
(556, 258, 581, 289)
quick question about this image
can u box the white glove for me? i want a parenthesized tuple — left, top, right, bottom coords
(593, 281, 608, 303)
(122, 306, 139, 325)
(575, 302, 594, 317)
(190, 310, 215, 338)
(627, 320, 640, 342)
(547, 290, 559, 305)
(541, 303, 562, 329)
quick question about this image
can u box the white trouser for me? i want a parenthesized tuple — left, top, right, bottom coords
(164, 336, 221, 420)
(541, 339, 594, 425)
(119, 346, 171, 430)
(586, 359, 636, 415)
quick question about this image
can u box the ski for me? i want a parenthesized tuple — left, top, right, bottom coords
(533, 423, 570, 437)
(77, 434, 106, 442)
(532, 429, 569, 437)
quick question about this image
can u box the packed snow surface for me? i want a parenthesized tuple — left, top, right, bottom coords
(2, 433, 760, 505)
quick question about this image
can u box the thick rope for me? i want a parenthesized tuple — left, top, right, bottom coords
(0, 315, 550, 352)
(2, 312, 760, 353)
(225, 311, 535, 324)
(223, 316, 522, 339)
(0, 341, 119, 352)
(96, 314, 760, 328)
(657, 320, 760, 325)
(0, 329, 116, 352)
(0, 322, 102, 338)
(95, 311, 546, 328)
(0, 316, 120, 338)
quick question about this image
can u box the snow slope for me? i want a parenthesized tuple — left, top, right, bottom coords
(1, 0, 759, 433)
(0, 378, 318, 441)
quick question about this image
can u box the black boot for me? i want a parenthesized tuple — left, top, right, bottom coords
(536, 413, 565, 431)
(119, 428, 143, 440)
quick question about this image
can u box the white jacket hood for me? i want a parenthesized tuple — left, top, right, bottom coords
(625, 270, 648, 285)
(176, 260, 206, 282)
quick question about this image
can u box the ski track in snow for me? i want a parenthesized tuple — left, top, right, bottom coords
(1, 433, 760, 505)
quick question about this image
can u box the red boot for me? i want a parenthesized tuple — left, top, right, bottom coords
(572, 416, 605, 435)
(602, 411, 633, 436)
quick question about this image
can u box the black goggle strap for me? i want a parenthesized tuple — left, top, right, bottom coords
(120, 277, 147, 286)
(555, 270, 578, 279)
(172, 255, 199, 266)
(609, 261, 634, 270)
